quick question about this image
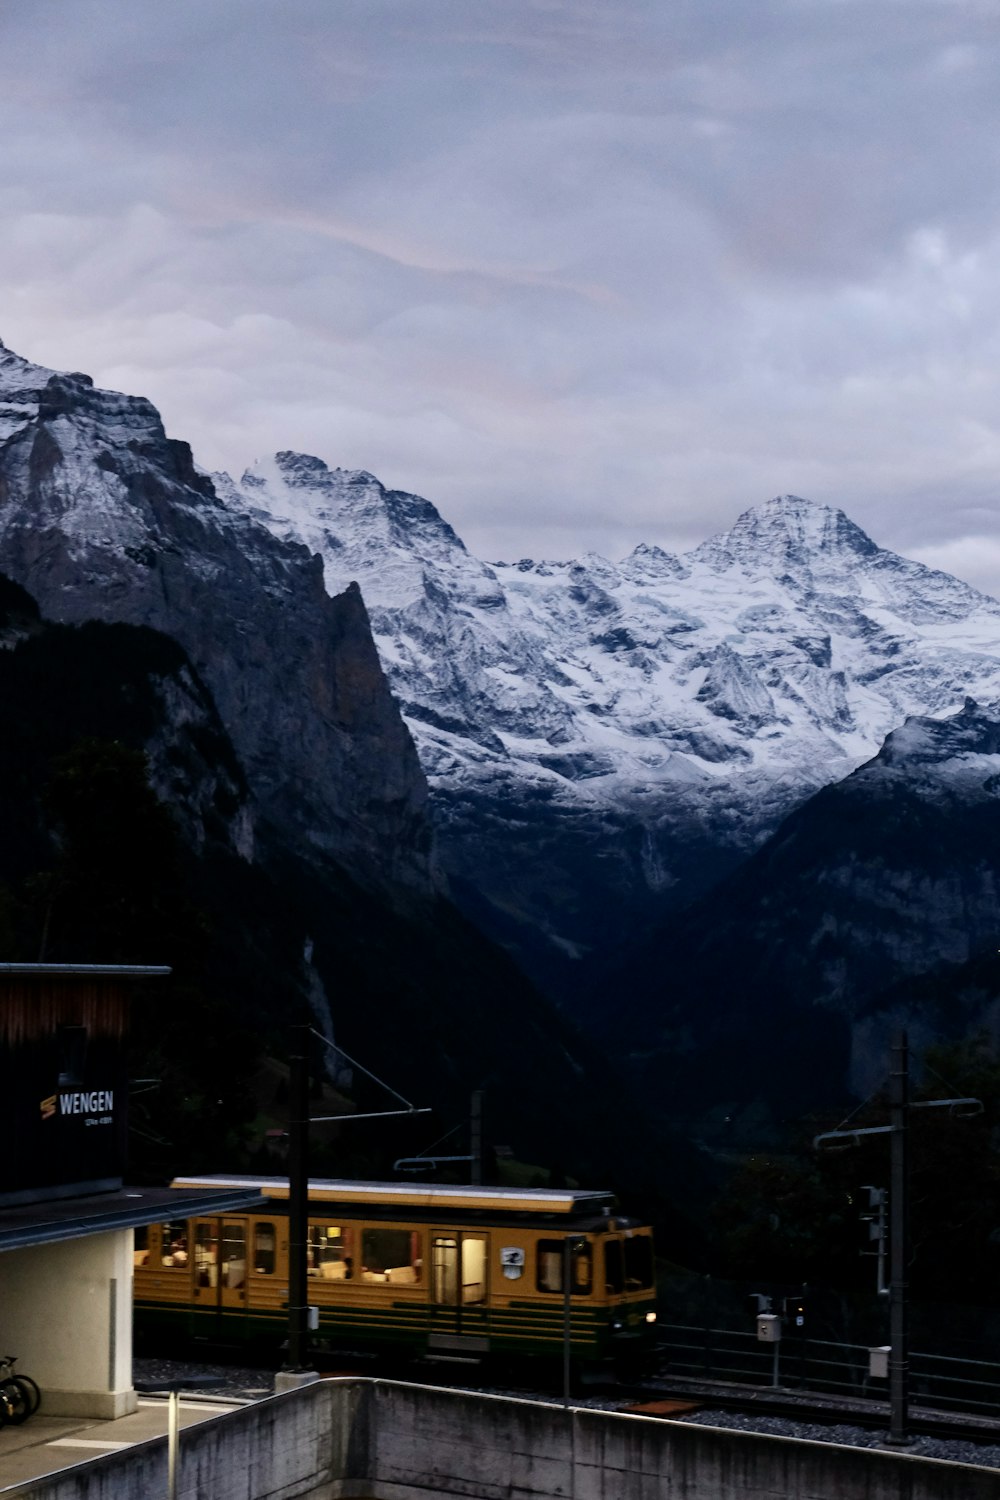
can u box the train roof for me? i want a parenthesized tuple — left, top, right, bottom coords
(170, 1175, 618, 1217)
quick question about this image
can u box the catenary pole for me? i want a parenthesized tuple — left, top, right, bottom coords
(287, 1022, 310, 1371)
(814, 1032, 980, 1449)
(888, 1029, 910, 1445)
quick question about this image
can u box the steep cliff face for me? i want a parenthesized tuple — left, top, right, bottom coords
(0, 578, 268, 1065)
(0, 602, 253, 872)
(0, 343, 431, 898)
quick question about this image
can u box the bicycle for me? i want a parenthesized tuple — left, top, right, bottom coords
(0, 1356, 40, 1423)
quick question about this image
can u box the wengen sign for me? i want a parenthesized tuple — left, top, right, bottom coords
(40, 1089, 115, 1121)
(60, 1091, 114, 1115)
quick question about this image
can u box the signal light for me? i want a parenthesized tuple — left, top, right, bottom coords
(859, 1185, 887, 1243)
(783, 1296, 806, 1329)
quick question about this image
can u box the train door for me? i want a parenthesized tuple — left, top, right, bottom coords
(428, 1233, 489, 1353)
(191, 1217, 248, 1337)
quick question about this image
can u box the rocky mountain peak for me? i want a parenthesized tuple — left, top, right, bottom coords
(221, 455, 500, 616)
(0, 342, 95, 405)
(690, 493, 879, 575)
(234, 452, 464, 549)
(0, 339, 48, 384)
(619, 542, 689, 581)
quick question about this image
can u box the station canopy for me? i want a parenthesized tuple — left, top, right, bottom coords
(0, 1184, 268, 1253)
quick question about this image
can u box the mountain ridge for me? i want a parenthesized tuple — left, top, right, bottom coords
(217, 450, 1000, 989)
(7, 336, 1000, 1132)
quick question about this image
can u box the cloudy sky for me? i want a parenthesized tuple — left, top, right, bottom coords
(4, 0, 1000, 586)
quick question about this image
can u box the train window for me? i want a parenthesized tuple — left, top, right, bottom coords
(195, 1222, 219, 1287)
(254, 1223, 276, 1275)
(160, 1222, 189, 1269)
(604, 1239, 624, 1294)
(624, 1235, 654, 1290)
(536, 1240, 592, 1295)
(221, 1221, 246, 1289)
(307, 1223, 353, 1280)
(133, 1226, 150, 1269)
(361, 1228, 422, 1284)
(432, 1238, 458, 1303)
(462, 1237, 487, 1305)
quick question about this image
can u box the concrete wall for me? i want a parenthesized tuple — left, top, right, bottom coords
(0, 1230, 135, 1417)
(2, 1378, 999, 1500)
(0, 1380, 350, 1500)
(362, 1382, 1000, 1500)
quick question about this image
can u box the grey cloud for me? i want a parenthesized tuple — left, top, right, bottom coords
(3, 0, 1000, 584)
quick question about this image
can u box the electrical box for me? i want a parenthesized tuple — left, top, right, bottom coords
(756, 1313, 781, 1343)
(869, 1345, 890, 1379)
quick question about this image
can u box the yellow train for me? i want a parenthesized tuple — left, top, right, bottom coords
(133, 1176, 658, 1368)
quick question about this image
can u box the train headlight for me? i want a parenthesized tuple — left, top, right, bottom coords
(611, 1320, 623, 1332)
(645, 1311, 657, 1324)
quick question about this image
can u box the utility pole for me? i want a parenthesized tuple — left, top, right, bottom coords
(813, 1027, 981, 1448)
(286, 1022, 310, 1372)
(283, 1023, 433, 1371)
(888, 1030, 909, 1446)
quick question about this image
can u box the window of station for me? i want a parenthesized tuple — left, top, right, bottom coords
(160, 1222, 189, 1269)
(133, 1225, 150, 1269)
(360, 1227, 422, 1285)
(624, 1235, 654, 1290)
(536, 1239, 592, 1295)
(604, 1238, 624, 1295)
(56, 1024, 88, 1087)
(254, 1222, 277, 1275)
(307, 1224, 353, 1281)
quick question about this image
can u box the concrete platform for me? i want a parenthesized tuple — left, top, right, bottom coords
(0, 1394, 245, 1492)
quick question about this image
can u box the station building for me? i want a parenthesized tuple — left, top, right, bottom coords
(0, 964, 264, 1417)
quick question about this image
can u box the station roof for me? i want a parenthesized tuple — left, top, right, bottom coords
(0, 964, 172, 977)
(0, 1184, 267, 1252)
(174, 1174, 617, 1216)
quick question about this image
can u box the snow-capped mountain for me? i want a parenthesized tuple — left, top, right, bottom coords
(218, 453, 1000, 983)
(8, 334, 1000, 1120)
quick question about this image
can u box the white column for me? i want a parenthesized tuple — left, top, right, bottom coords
(0, 1228, 137, 1417)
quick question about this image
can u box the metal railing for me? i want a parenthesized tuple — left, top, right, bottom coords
(657, 1322, 1000, 1415)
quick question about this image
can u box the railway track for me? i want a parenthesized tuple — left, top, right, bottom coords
(136, 1347, 1000, 1458)
(612, 1372, 1000, 1449)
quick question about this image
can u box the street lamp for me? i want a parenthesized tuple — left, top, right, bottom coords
(134, 1376, 223, 1500)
